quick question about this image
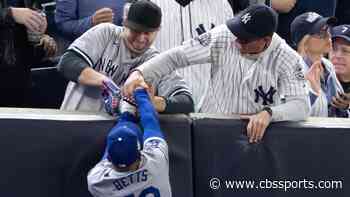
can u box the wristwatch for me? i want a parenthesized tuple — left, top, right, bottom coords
(262, 106, 273, 117)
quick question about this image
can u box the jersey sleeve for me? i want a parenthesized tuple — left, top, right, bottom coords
(137, 25, 230, 84)
(87, 159, 112, 197)
(68, 23, 122, 67)
(278, 57, 309, 97)
(143, 137, 169, 163)
(154, 71, 192, 98)
(271, 57, 311, 121)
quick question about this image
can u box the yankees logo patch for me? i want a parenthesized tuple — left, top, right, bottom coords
(194, 32, 211, 47)
(254, 86, 276, 105)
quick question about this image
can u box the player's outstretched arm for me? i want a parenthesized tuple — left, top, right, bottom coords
(134, 88, 164, 141)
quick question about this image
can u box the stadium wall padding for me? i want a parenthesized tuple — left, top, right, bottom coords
(0, 109, 350, 197)
(0, 109, 193, 197)
(191, 114, 350, 197)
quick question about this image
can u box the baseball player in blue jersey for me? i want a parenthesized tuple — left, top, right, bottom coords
(88, 87, 171, 197)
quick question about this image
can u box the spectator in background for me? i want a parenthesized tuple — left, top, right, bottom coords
(277, 0, 337, 46)
(151, 0, 233, 112)
(329, 25, 350, 110)
(230, 0, 296, 14)
(291, 12, 347, 117)
(335, 0, 350, 25)
(123, 5, 311, 143)
(0, 0, 57, 107)
(271, 0, 296, 13)
(55, 0, 125, 42)
(58, 0, 194, 115)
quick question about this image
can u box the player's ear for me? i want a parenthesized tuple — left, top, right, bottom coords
(263, 35, 272, 44)
(154, 27, 161, 32)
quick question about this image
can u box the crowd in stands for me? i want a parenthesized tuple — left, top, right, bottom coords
(1, 0, 350, 118)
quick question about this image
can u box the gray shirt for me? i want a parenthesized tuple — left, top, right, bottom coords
(60, 23, 190, 113)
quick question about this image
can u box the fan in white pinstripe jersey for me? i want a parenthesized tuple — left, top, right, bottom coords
(150, 0, 233, 111)
(123, 5, 311, 143)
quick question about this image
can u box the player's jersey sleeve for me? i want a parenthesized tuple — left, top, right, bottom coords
(68, 23, 123, 67)
(140, 47, 192, 99)
(87, 160, 113, 197)
(138, 25, 230, 85)
(153, 71, 192, 98)
(143, 137, 169, 164)
(270, 49, 311, 121)
(278, 54, 309, 97)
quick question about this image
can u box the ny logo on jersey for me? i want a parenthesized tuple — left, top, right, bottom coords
(254, 86, 276, 105)
(241, 13, 252, 24)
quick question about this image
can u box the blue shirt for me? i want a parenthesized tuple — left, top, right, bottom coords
(55, 0, 125, 40)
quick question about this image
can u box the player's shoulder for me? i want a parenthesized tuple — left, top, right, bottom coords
(144, 137, 168, 149)
(145, 46, 160, 57)
(90, 23, 123, 38)
(87, 159, 113, 181)
(202, 24, 234, 42)
(270, 33, 302, 66)
(183, 24, 233, 50)
(137, 45, 159, 62)
(271, 34, 299, 57)
(209, 24, 236, 47)
(143, 137, 168, 157)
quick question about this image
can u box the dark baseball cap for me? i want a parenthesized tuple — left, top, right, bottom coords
(226, 4, 278, 42)
(107, 121, 143, 168)
(291, 12, 337, 47)
(124, 0, 162, 32)
(331, 25, 350, 43)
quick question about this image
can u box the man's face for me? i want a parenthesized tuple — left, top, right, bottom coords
(329, 37, 350, 78)
(123, 27, 158, 54)
(235, 37, 270, 55)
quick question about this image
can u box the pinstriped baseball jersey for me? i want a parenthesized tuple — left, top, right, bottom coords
(60, 23, 190, 112)
(88, 138, 171, 197)
(309, 90, 328, 117)
(138, 24, 309, 119)
(179, 0, 234, 111)
(150, 0, 233, 111)
(150, 0, 183, 53)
